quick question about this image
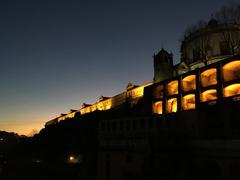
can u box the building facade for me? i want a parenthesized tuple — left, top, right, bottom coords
(42, 20, 240, 180)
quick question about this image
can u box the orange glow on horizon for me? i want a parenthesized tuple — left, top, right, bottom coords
(0, 122, 43, 136)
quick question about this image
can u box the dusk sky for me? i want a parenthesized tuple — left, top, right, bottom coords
(0, 0, 234, 135)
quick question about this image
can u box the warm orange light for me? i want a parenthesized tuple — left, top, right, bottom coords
(182, 94, 195, 110)
(223, 60, 240, 82)
(201, 89, 217, 102)
(65, 112, 76, 119)
(153, 85, 164, 99)
(129, 86, 145, 99)
(182, 75, 196, 92)
(96, 98, 112, 111)
(223, 83, 240, 97)
(91, 104, 97, 112)
(68, 155, 82, 164)
(166, 98, 177, 113)
(80, 106, 91, 114)
(201, 68, 217, 87)
(102, 99, 112, 110)
(167, 80, 178, 95)
(152, 101, 163, 114)
(69, 156, 74, 161)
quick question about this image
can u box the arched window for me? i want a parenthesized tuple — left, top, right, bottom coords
(223, 60, 240, 82)
(153, 85, 164, 99)
(182, 75, 196, 92)
(201, 68, 217, 87)
(152, 101, 163, 114)
(166, 98, 177, 113)
(201, 89, 217, 102)
(182, 94, 195, 110)
(167, 80, 178, 95)
(223, 83, 240, 97)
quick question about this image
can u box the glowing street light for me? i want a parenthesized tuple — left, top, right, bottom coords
(69, 156, 74, 161)
(67, 154, 82, 164)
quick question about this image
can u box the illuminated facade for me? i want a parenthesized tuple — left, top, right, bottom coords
(153, 20, 240, 83)
(42, 20, 240, 180)
(151, 57, 240, 115)
(45, 82, 152, 126)
(43, 55, 240, 180)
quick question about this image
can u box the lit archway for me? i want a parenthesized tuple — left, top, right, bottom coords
(223, 60, 240, 82)
(223, 83, 240, 97)
(166, 98, 177, 113)
(201, 68, 217, 87)
(167, 80, 178, 95)
(182, 75, 196, 92)
(182, 94, 196, 110)
(152, 101, 163, 114)
(201, 89, 217, 102)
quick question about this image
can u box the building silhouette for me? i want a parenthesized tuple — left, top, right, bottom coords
(2, 19, 240, 180)
(41, 19, 240, 180)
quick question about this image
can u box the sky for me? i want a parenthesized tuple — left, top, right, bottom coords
(0, 0, 234, 135)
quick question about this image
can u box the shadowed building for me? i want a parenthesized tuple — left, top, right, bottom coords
(153, 48, 174, 82)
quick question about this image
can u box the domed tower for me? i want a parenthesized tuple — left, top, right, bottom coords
(181, 19, 240, 70)
(153, 48, 174, 82)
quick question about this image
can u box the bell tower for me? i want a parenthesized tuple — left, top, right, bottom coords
(153, 48, 174, 82)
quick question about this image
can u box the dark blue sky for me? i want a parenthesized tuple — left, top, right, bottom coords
(0, 0, 233, 134)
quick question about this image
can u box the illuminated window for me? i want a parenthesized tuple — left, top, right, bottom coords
(153, 85, 164, 99)
(102, 99, 112, 110)
(91, 105, 97, 112)
(166, 98, 178, 113)
(182, 75, 196, 92)
(223, 60, 240, 82)
(85, 107, 91, 113)
(201, 89, 217, 102)
(201, 68, 217, 87)
(167, 80, 178, 95)
(152, 101, 163, 114)
(182, 94, 195, 110)
(97, 102, 103, 111)
(223, 83, 240, 97)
